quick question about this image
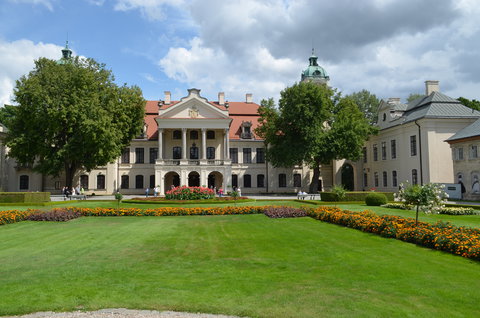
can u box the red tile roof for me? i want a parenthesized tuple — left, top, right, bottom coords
(144, 100, 262, 140)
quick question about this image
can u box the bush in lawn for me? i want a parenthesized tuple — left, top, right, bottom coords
(438, 207, 478, 215)
(381, 203, 412, 210)
(264, 206, 307, 218)
(395, 182, 448, 224)
(165, 186, 214, 200)
(26, 208, 82, 221)
(365, 192, 388, 206)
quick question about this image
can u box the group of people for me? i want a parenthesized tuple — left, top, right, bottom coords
(62, 186, 84, 197)
(145, 186, 160, 197)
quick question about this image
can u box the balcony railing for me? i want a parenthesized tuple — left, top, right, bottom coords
(157, 159, 230, 166)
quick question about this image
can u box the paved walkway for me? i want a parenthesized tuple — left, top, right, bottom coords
(51, 194, 301, 202)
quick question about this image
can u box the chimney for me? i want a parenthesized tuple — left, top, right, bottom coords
(425, 80, 439, 95)
(164, 91, 171, 105)
(218, 92, 225, 106)
(388, 97, 401, 103)
(246, 93, 253, 103)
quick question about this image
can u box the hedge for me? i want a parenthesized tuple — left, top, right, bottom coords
(0, 192, 50, 203)
(321, 191, 394, 202)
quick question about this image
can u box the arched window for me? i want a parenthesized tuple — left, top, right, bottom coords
(121, 175, 129, 189)
(412, 169, 418, 185)
(279, 173, 286, 188)
(374, 172, 379, 187)
(19, 175, 29, 190)
(207, 147, 215, 159)
(135, 175, 144, 189)
(382, 171, 387, 187)
(244, 174, 251, 188)
(173, 146, 181, 159)
(392, 171, 397, 187)
(190, 130, 198, 140)
(80, 175, 89, 190)
(257, 174, 265, 188)
(172, 130, 181, 139)
(207, 130, 215, 139)
(190, 146, 199, 159)
(97, 175, 105, 189)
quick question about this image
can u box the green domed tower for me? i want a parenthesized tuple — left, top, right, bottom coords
(57, 41, 73, 65)
(301, 49, 329, 84)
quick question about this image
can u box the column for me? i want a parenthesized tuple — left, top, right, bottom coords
(158, 129, 164, 160)
(225, 128, 230, 160)
(182, 128, 187, 160)
(224, 128, 229, 159)
(201, 128, 207, 160)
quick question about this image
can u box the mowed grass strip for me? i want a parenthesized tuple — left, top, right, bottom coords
(0, 215, 479, 317)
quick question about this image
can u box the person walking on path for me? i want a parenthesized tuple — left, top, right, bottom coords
(145, 187, 150, 198)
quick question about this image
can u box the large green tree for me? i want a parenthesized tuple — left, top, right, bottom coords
(346, 89, 380, 125)
(6, 56, 145, 188)
(458, 97, 480, 111)
(256, 82, 377, 193)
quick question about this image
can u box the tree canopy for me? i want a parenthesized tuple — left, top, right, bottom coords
(407, 93, 424, 103)
(6, 56, 145, 188)
(458, 97, 480, 111)
(256, 82, 377, 192)
(345, 89, 380, 125)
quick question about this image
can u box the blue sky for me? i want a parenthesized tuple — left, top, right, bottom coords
(1, 0, 480, 107)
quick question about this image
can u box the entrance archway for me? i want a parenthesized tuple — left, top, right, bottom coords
(208, 171, 223, 189)
(164, 171, 180, 192)
(341, 163, 354, 191)
(188, 171, 200, 187)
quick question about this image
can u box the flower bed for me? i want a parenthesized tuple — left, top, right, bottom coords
(0, 209, 33, 225)
(438, 207, 479, 215)
(306, 206, 480, 260)
(165, 186, 215, 200)
(381, 203, 412, 210)
(264, 206, 307, 218)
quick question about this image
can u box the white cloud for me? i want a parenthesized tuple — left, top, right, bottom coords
(157, 0, 480, 102)
(8, 0, 54, 11)
(113, 0, 184, 21)
(86, 0, 105, 6)
(0, 39, 62, 107)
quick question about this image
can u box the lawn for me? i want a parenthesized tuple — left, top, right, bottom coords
(0, 214, 479, 317)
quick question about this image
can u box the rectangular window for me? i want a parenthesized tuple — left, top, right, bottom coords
(362, 147, 367, 163)
(121, 175, 129, 189)
(373, 144, 378, 161)
(410, 135, 417, 156)
(256, 148, 265, 163)
(382, 171, 387, 187)
(149, 148, 158, 164)
(232, 174, 238, 188)
(230, 148, 238, 163)
(381, 142, 386, 160)
(207, 147, 215, 159)
(97, 175, 105, 189)
(135, 148, 144, 164)
(293, 174, 301, 187)
(173, 147, 181, 159)
(279, 173, 287, 188)
(243, 148, 252, 163)
(392, 171, 397, 187)
(458, 148, 464, 160)
(257, 174, 265, 188)
(363, 173, 368, 187)
(243, 174, 251, 188)
(19, 175, 29, 190)
(374, 172, 379, 187)
(121, 148, 130, 164)
(470, 145, 478, 159)
(391, 140, 397, 159)
(135, 175, 144, 189)
(149, 175, 155, 188)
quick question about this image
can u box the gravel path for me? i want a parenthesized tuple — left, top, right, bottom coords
(1, 309, 248, 318)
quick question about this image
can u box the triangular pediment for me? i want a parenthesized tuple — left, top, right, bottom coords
(159, 89, 229, 119)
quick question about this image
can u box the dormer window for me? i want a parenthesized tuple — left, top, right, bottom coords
(383, 113, 386, 121)
(241, 121, 253, 139)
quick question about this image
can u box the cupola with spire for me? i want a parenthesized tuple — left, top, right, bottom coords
(57, 41, 73, 65)
(301, 48, 329, 84)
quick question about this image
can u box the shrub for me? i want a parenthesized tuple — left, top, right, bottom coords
(365, 193, 388, 206)
(331, 185, 346, 202)
(438, 207, 478, 215)
(26, 208, 82, 221)
(381, 203, 412, 210)
(165, 186, 215, 200)
(321, 191, 394, 202)
(0, 192, 50, 203)
(264, 207, 307, 218)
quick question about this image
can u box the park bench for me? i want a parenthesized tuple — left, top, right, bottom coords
(297, 193, 321, 200)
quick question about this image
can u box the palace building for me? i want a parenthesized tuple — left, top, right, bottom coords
(1, 45, 479, 197)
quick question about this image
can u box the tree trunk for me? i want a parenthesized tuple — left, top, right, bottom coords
(309, 165, 321, 193)
(64, 162, 77, 190)
(415, 205, 419, 225)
